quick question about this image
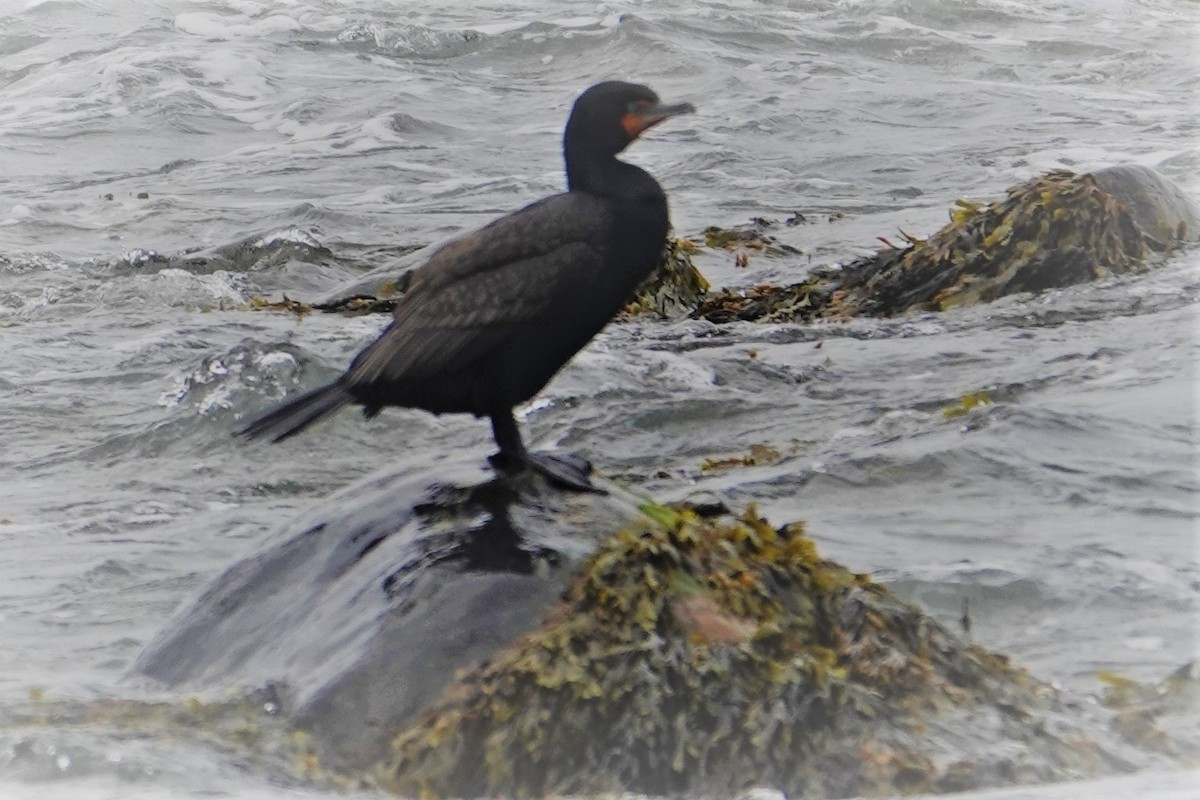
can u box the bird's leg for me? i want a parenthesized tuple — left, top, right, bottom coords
(488, 411, 603, 493)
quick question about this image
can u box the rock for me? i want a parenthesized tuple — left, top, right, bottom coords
(133, 458, 1186, 796)
(1087, 164, 1200, 246)
(831, 166, 1198, 317)
(381, 504, 1155, 798)
(133, 454, 649, 773)
(693, 164, 1199, 323)
(178, 227, 335, 275)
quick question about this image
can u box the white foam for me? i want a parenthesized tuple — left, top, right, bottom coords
(251, 226, 323, 249)
(174, 11, 301, 40)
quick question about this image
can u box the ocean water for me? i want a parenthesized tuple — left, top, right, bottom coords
(0, 0, 1197, 798)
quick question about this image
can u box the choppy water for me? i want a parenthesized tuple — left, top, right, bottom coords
(0, 1, 1197, 797)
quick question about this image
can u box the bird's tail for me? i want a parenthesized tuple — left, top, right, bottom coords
(236, 381, 353, 443)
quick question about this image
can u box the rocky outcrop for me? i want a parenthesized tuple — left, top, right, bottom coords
(133, 457, 649, 774)
(382, 502, 1141, 798)
(694, 164, 1198, 322)
(132, 458, 1188, 797)
(823, 165, 1199, 318)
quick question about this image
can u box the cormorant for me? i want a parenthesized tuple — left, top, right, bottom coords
(237, 81, 694, 491)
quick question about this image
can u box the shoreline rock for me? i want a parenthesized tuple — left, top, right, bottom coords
(129, 460, 1193, 796)
(133, 456, 652, 773)
(692, 164, 1198, 323)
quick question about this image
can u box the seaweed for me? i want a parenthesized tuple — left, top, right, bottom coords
(832, 169, 1157, 317)
(381, 505, 1114, 798)
(622, 237, 711, 318)
(701, 443, 785, 471)
(941, 391, 994, 419)
(694, 282, 830, 324)
(218, 167, 1195, 325)
(694, 167, 1195, 324)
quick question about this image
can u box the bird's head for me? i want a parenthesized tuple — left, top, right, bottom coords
(564, 81, 695, 159)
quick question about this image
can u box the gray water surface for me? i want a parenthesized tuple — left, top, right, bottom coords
(0, 1, 1197, 797)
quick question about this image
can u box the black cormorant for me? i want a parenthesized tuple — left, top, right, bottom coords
(237, 81, 694, 491)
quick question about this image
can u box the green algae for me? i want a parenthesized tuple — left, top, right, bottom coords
(635, 497, 684, 529)
(942, 391, 995, 419)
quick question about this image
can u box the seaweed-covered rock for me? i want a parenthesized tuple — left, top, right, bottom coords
(382, 505, 1155, 798)
(699, 219, 803, 256)
(694, 164, 1198, 323)
(832, 166, 1197, 317)
(132, 460, 1189, 797)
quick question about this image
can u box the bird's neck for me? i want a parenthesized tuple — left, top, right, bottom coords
(565, 152, 664, 203)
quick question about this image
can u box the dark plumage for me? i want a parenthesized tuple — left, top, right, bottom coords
(238, 81, 694, 491)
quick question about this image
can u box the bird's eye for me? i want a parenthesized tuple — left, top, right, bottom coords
(626, 100, 649, 113)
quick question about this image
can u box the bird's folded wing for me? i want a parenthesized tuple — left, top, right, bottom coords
(403, 193, 607, 289)
(347, 239, 603, 384)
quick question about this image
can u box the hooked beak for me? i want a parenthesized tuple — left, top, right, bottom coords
(622, 100, 696, 138)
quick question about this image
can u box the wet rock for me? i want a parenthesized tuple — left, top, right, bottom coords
(133, 458, 1187, 797)
(133, 455, 648, 774)
(382, 503, 1162, 798)
(830, 165, 1198, 317)
(311, 293, 398, 316)
(694, 165, 1199, 323)
(177, 227, 335, 275)
(1087, 164, 1200, 246)
(308, 246, 426, 310)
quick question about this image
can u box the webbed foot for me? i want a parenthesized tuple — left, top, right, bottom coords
(488, 410, 606, 493)
(489, 450, 605, 494)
